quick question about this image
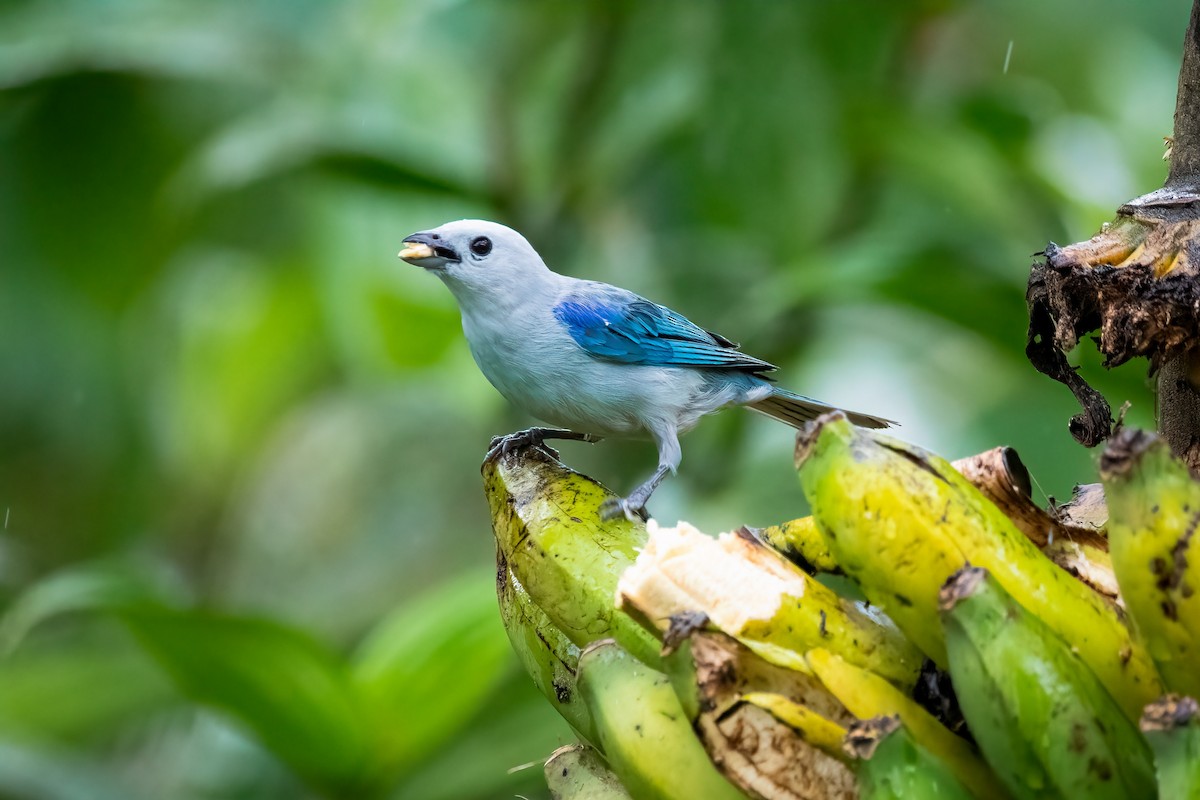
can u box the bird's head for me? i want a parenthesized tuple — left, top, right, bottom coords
(397, 220, 550, 299)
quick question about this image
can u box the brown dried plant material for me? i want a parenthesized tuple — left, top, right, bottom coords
(675, 630, 858, 800)
(951, 447, 1107, 549)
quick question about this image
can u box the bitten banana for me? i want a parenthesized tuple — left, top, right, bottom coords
(615, 520, 923, 689)
(842, 716, 973, 800)
(544, 744, 632, 800)
(940, 566, 1155, 800)
(1140, 695, 1200, 800)
(575, 639, 748, 800)
(797, 413, 1161, 719)
(497, 562, 598, 747)
(1101, 428, 1200, 696)
(486, 446, 660, 667)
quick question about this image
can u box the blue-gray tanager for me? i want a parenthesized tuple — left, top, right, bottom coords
(399, 219, 892, 520)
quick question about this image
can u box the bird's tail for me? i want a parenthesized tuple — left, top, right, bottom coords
(747, 388, 895, 430)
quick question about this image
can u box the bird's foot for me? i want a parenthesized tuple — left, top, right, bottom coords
(484, 427, 601, 464)
(600, 496, 650, 523)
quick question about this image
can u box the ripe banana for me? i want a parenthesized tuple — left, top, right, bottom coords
(797, 412, 1161, 719)
(1140, 694, 1200, 800)
(496, 561, 598, 747)
(544, 744, 631, 800)
(801, 648, 1001, 800)
(575, 639, 748, 800)
(485, 446, 660, 668)
(615, 520, 923, 689)
(1101, 428, 1200, 696)
(940, 566, 1155, 800)
(661, 624, 858, 800)
(752, 517, 840, 576)
(842, 716, 973, 800)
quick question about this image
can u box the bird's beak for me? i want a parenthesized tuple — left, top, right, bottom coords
(398, 232, 460, 270)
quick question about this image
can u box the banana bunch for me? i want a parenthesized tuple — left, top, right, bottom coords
(486, 419, 1200, 800)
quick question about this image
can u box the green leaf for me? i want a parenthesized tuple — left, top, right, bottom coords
(351, 570, 514, 777)
(121, 608, 374, 796)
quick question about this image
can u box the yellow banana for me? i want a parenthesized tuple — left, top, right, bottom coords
(797, 413, 1162, 719)
(485, 447, 660, 667)
(615, 520, 923, 689)
(802, 648, 1002, 800)
(544, 744, 632, 800)
(753, 517, 840, 575)
(1101, 428, 1200, 696)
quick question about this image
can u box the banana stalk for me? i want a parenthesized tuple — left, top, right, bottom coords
(940, 566, 1156, 800)
(843, 716, 974, 800)
(497, 561, 598, 747)
(1140, 694, 1200, 800)
(615, 520, 923, 689)
(544, 744, 632, 800)
(797, 413, 1161, 719)
(486, 447, 660, 667)
(660, 625, 857, 800)
(1101, 428, 1200, 696)
(576, 639, 748, 800)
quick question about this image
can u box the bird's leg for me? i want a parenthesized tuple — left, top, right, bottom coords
(600, 464, 671, 522)
(484, 427, 602, 463)
(600, 425, 681, 523)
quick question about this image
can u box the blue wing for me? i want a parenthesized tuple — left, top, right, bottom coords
(553, 287, 776, 373)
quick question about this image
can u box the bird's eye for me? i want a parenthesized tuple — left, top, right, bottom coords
(470, 236, 492, 257)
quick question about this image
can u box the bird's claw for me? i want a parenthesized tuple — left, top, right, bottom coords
(600, 497, 650, 523)
(483, 428, 558, 464)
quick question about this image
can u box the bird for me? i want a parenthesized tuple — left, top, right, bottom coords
(398, 219, 893, 521)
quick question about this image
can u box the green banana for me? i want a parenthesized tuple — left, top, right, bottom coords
(660, 624, 858, 799)
(797, 413, 1161, 720)
(615, 520, 923, 689)
(496, 561, 598, 747)
(754, 516, 840, 575)
(544, 744, 632, 800)
(576, 639, 748, 800)
(843, 716, 974, 800)
(1101, 428, 1200, 696)
(486, 447, 660, 668)
(940, 566, 1156, 800)
(1140, 694, 1200, 800)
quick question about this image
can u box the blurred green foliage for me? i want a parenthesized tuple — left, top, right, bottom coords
(0, 0, 1190, 797)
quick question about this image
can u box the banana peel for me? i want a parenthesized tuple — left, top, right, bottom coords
(797, 413, 1162, 720)
(486, 446, 660, 668)
(615, 520, 923, 689)
(660, 626, 858, 800)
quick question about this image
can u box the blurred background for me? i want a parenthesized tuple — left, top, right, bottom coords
(0, 0, 1189, 797)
